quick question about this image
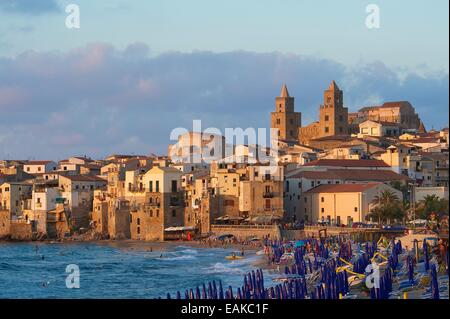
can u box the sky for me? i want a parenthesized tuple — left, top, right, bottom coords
(0, 0, 448, 160)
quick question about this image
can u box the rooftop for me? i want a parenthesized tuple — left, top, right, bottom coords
(304, 182, 382, 194)
(303, 159, 390, 168)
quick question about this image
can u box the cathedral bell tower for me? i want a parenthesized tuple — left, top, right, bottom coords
(319, 80, 349, 137)
(271, 84, 302, 145)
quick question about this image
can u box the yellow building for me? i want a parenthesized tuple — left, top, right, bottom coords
(302, 182, 402, 225)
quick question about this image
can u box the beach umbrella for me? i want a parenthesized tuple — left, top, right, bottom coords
(195, 287, 201, 299)
(219, 281, 224, 299)
(430, 264, 440, 300)
(423, 239, 430, 271)
(237, 287, 242, 299)
(202, 284, 207, 299)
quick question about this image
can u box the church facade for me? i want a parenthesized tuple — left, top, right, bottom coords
(270, 81, 424, 147)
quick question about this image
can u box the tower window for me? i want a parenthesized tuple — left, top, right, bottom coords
(325, 127, 329, 133)
(276, 119, 280, 125)
(339, 127, 343, 133)
(339, 115, 344, 122)
(325, 115, 329, 121)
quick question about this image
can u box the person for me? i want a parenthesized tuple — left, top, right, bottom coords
(241, 248, 245, 256)
(160, 254, 163, 258)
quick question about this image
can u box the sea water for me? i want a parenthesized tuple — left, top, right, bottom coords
(0, 242, 270, 299)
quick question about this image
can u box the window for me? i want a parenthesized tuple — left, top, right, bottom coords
(150, 210, 153, 217)
(339, 115, 343, 122)
(321, 197, 324, 203)
(354, 207, 358, 212)
(325, 115, 329, 121)
(137, 218, 140, 225)
(304, 197, 307, 203)
(38, 167, 41, 172)
(137, 227, 140, 234)
(172, 210, 176, 217)
(149, 181, 153, 192)
(285, 181, 290, 192)
(155, 181, 159, 192)
(321, 208, 324, 213)
(339, 127, 343, 133)
(171, 180, 177, 192)
(276, 118, 280, 125)
(265, 199, 271, 210)
(325, 127, 329, 133)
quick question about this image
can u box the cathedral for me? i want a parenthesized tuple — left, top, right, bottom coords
(270, 80, 423, 147)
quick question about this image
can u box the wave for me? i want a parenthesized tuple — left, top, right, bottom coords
(203, 262, 246, 275)
(162, 255, 197, 261)
(175, 248, 198, 255)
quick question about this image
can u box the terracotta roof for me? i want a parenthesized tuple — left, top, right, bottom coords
(304, 183, 382, 194)
(303, 159, 390, 168)
(410, 137, 439, 143)
(310, 135, 352, 142)
(359, 101, 412, 112)
(60, 175, 106, 182)
(289, 169, 410, 182)
(25, 160, 54, 165)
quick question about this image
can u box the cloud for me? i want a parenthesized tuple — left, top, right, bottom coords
(0, 42, 448, 159)
(0, 0, 60, 15)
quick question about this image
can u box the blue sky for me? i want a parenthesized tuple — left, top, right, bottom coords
(0, 0, 448, 159)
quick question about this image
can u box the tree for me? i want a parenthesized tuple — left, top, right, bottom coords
(416, 195, 449, 220)
(368, 190, 404, 225)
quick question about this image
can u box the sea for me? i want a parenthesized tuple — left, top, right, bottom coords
(0, 241, 269, 299)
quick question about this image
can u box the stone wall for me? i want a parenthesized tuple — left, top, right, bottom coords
(0, 210, 10, 239)
(10, 221, 33, 241)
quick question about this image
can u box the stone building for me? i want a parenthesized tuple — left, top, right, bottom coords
(349, 101, 422, 131)
(299, 81, 349, 144)
(271, 84, 301, 144)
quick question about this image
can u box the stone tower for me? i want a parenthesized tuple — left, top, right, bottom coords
(319, 80, 348, 137)
(271, 84, 301, 143)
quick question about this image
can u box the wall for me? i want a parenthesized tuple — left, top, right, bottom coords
(10, 220, 33, 240)
(0, 210, 10, 238)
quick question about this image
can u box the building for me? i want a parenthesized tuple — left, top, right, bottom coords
(302, 183, 402, 225)
(129, 166, 184, 241)
(350, 101, 422, 131)
(284, 168, 410, 222)
(299, 81, 349, 144)
(358, 120, 401, 138)
(23, 161, 57, 174)
(0, 182, 32, 218)
(271, 84, 301, 144)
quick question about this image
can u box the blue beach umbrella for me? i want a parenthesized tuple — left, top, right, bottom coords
(430, 264, 440, 300)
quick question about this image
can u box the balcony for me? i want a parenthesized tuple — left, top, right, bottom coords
(263, 192, 274, 198)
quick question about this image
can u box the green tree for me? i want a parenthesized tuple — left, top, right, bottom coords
(368, 190, 404, 225)
(416, 195, 449, 220)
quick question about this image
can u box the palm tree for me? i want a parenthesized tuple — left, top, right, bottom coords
(417, 195, 448, 220)
(369, 190, 402, 226)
